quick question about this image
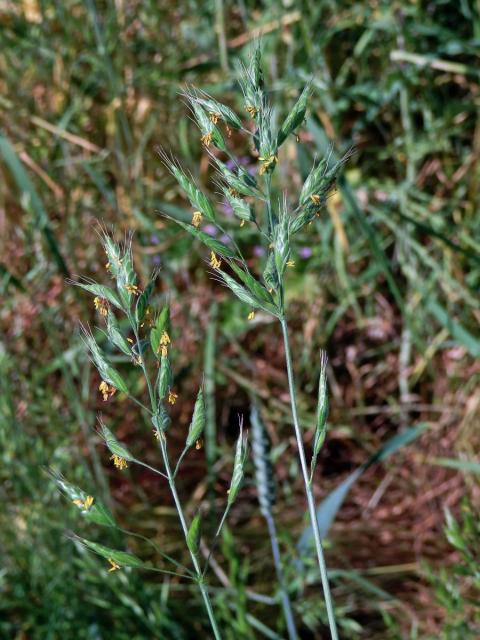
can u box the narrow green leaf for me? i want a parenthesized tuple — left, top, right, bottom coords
(0, 134, 69, 276)
(427, 298, 480, 358)
(430, 457, 480, 474)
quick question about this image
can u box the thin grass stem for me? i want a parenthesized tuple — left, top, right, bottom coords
(129, 318, 223, 640)
(279, 317, 338, 640)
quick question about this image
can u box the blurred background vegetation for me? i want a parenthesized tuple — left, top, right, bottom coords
(1, 0, 479, 638)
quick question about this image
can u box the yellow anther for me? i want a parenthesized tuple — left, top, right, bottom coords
(192, 211, 203, 227)
(110, 454, 128, 470)
(201, 132, 213, 147)
(108, 558, 121, 572)
(209, 251, 222, 269)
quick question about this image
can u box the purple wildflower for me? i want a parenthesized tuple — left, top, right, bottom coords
(299, 247, 313, 259)
(203, 224, 218, 237)
(253, 246, 266, 257)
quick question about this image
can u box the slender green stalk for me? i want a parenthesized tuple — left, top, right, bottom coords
(264, 511, 298, 640)
(279, 317, 339, 640)
(130, 321, 223, 640)
(159, 435, 223, 640)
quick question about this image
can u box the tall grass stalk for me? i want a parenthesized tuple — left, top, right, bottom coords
(163, 46, 349, 638)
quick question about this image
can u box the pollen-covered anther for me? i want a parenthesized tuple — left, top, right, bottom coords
(124, 284, 140, 295)
(258, 154, 277, 176)
(93, 296, 108, 317)
(286, 260, 296, 268)
(310, 194, 321, 205)
(245, 105, 258, 118)
(108, 558, 121, 572)
(208, 112, 220, 124)
(209, 251, 222, 270)
(72, 495, 94, 510)
(247, 311, 255, 321)
(192, 211, 203, 228)
(201, 132, 213, 147)
(160, 331, 171, 346)
(168, 391, 178, 405)
(110, 454, 128, 470)
(99, 381, 116, 401)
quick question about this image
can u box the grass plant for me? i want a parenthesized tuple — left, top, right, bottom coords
(162, 47, 352, 638)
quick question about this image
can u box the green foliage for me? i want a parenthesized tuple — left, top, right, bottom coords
(2, 0, 480, 637)
(425, 503, 480, 639)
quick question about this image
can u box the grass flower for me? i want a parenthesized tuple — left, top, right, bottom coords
(167, 390, 178, 405)
(107, 558, 121, 572)
(99, 381, 115, 401)
(67, 233, 250, 639)
(191, 211, 203, 227)
(209, 252, 222, 269)
(164, 46, 351, 640)
(93, 296, 108, 317)
(110, 454, 128, 470)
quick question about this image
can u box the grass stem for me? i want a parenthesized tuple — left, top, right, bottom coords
(280, 317, 339, 640)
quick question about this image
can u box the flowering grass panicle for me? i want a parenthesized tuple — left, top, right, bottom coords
(54, 233, 251, 640)
(162, 46, 351, 640)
